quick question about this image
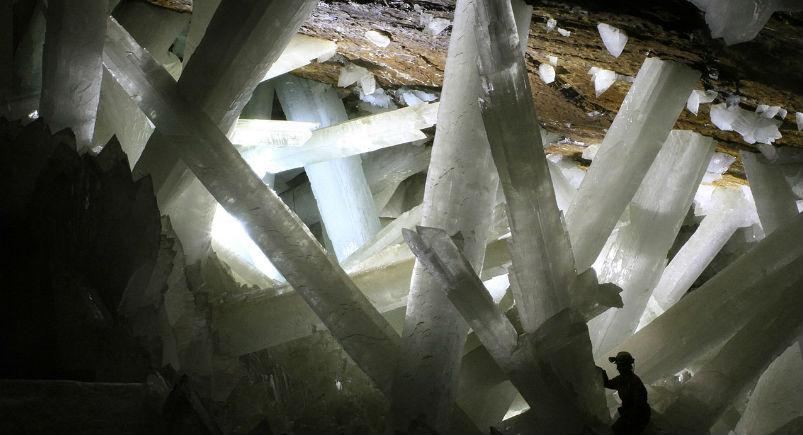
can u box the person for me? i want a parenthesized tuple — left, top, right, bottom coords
(598, 351, 651, 435)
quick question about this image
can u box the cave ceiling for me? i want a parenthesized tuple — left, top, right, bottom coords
(157, 0, 803, 182)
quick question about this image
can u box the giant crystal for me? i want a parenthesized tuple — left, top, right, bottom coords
(640, 188, 754, 327)
(735, 344, 803, 435)
(661, 272, 803, 432)
(93, 0, 189, 160)
(389, 0, 521, 429)
(102, 17, 401, 394)
(39, 0, 107, 149)
(588, 130, 713, 356)
(274, 75, 381, 261)
(688, 0, 803, 45)
(565, 58, 700, 271)
(132, 0, 317, 261)
(475, 0, 576, 332)
(741, 150, 799, 235)
(608, 212, 803, 383)
(404, 226, 608, 433)
(231, 102, 438, 173)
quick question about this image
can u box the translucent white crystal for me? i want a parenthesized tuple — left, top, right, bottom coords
(557, 27, 571, 37)
(797, 112, 803, 131)
(702, 151, 736, 183)
(390, 0, 511, 427)
(588, 131, 713, 357)
(778, 108, 787, 119)
(734, 344, 803, 435)
(587, 66, 617, 97)
(617, 217, 803, 393)
(546, 18, 557, 32)
(710, 103, 782, 144)
(567, 58, 700, 271)
(581, 144, 599, 160)
(756, 104, 781, 119)
(425, 18, 451, 36)
(275, 76, 381, 261)
(483, 273, 510, 304)
(359, 87, 397, 112)
(359, 73, 376, 95)
(40, 0, 106, 149)
(338, 63, 372, 89)
(741, 150, 799, 236)
(640, 188, 753, 328)
(232, 102, 436, 173)
(365, 30, 391, 47)
(538, 63, 556, 84)
(597, 23, 628, 57)
(264, 34, 337, 80)
(211, 206, 283, 281)
(548, 55, 558, 66)
(686, 89, 718, 115)
(690, 0, 803, 45)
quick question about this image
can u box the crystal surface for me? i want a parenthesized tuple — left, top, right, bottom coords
(797, 112, 803, 131)
(660, 272, 803, 432)
(609, 212, 803, 384)
(365, 30, 391, 47)
(566, 58, 700, 271)
(742, 151, 800, 235)
(639, 188, 754, 328)
(588, 131, 713, 357)
(264, 34, 338, 80)
(690, 0, 803, 45)
(133, 0, 318, 261)
(686, 89, 718, 115)
(389, 1, 523, 429)
(538, 63, 556, 84)
(338, 63, 376, 95)
(735, 344, 803, 435)
(231, 102, 437, 173)
(39, 0, 106, 149)
(274, 76, 381, 261)
(404, 226, 608, 432)
(710, 102, 782, 144)
(476, 0, 577, 331)
(587, 67, 617, 97)
(103, 17, 401, 394)
(597, 23, 628, 57)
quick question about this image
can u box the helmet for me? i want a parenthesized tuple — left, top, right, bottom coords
(608, 351, 635, 365)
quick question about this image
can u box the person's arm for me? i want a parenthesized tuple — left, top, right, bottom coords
(597, 366, 615, 389)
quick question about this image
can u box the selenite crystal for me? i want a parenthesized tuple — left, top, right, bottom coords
(264, 34, 338, 81)
(686, 89, 718, 115)
(566, 58, 699, 271)
(735, 344, 803, 435)
(742, 151, 800, 235)
(661, 274, 803, 432)
(539, 63, 556, 84)
(587, 67, 617, 97)
(389, 1, 526, 429)
(688, 0, 803, 45)
(103, 17, 402, 395)
(639, 188, 754, 328)
(588, 131, 713, 356)
(597, 23, 628, 57)
(274, 75, 381, 261)
(231, 102, 437, 173)
(710, 102, 782, 144)
(609, 212, 803, 384)
(39, 0, 106, 149)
